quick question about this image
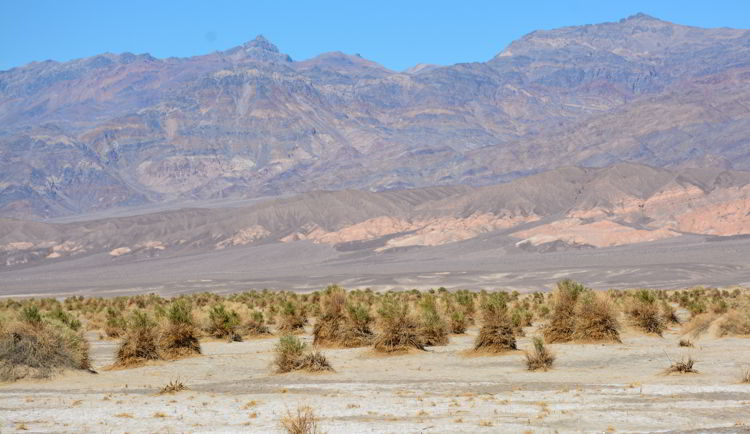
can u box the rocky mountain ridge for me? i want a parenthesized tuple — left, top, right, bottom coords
(1, 14, 750, 218)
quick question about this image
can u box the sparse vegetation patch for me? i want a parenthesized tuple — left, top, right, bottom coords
(666, 357, 698, 374)
(525, 337, 555, 371)
(274, 335, 333, 373)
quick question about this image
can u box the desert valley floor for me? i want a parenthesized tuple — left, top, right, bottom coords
(2, 316, 750, 433)
(3, 234, 750, 298)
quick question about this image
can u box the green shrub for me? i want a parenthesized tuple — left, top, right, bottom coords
(20, 306, 42, 326)
(418, 294, 448, 346)
(274, 335, 332, 373)
(161, 300, 200, 358)
(208, 304, 241, 341)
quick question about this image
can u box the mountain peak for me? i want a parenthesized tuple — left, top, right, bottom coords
(225, 35, 292, 62)
(294, 51, 391, 74)
(620, 12, 662, 23)
(242, 35, 280, 52)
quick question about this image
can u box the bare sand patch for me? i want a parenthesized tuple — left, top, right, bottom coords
(2, 325, 750, 432)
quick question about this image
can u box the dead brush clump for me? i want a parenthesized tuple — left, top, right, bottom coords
(299, 351, 332, 372)
(474, 292, 516, 353)
(573, 292, 621, 343)
(158, 379, 187, 394)
(0, 306, 92, 382)
(274, 335, 333, 373)
(626, 290, 666, 336)
(159, 300, 201, 359)
(418, 294, 449, 346)
(666, 357, 698, 374)
(115, 310, 161, 367)
(524, 337, 555, 371)
(281, 405, 322, 434)
(373, 295, 425, 353)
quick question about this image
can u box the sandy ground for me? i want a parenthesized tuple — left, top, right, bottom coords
(2, 323, 750, 433)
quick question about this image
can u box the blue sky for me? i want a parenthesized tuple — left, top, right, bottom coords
(1, 0, 748, 71)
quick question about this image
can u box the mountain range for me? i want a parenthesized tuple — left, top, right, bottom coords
(2, 13, 750, 293)
(2, 13, 750, 219)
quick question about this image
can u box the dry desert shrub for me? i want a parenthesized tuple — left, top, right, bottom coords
(298, 351, 333, 372)
(0, 307, 91, 381)
(160, 300, 201, 359)
(339, 303, 375, 347)
(524, 337, 555, 371)
(274, 335, 333, 373)
(741, 368, 750, 384)
(542, 280, 585, 343)
(474, 292, 516, 353)
(115, 310, 161, 367)
(666, 357, 698, 374)
(626, 290, 665, 336)
(718, 310, 750, 337)
(313, 286, 373, 348)
(281, 406, 322, 434)
(573, 291, 621, 342)
(373, 295, 425, 353)
(541, 280, 620, 343)
(312, 286, 347, 346)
